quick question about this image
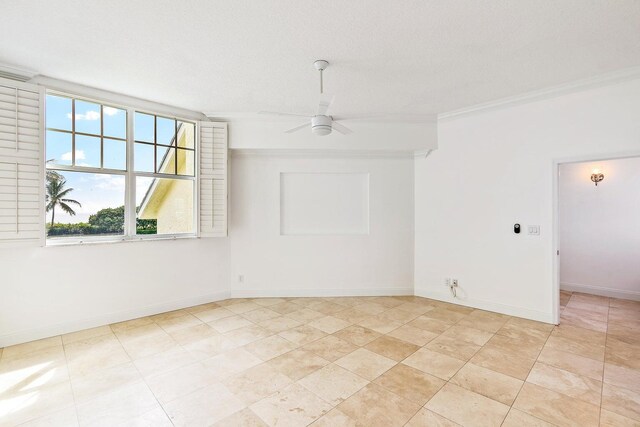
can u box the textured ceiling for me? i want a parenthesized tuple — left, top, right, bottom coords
(1, 0, 639, 120)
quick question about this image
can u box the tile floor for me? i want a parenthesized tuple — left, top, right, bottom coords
(0, 292, 639, 426)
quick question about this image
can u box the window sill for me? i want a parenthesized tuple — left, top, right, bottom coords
(45, 234, 198, 247)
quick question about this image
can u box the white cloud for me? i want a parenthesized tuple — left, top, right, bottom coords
(103, 107, 120, 116)
(66, 110, 100, 121)
(91, 174, 125, 191)
(61, 150, 85, 161)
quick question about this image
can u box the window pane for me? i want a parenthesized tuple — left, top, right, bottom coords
(177, 148, 194, 176)
(74, 100, 101, 135)
(156, 145, 175, 174)
(46, 171, 125, 239)
(157, 117, 175, 145)
(75, 135, 101, 168)
(134, 143, 154, 172)
(46, 130, 72, 166)
(103, 106, 126, 139)
(177, 121, 195, 148)
(104, 138, 126, 170)
(136, 177, 193, 235)
(46, 95, 72, 131)
(134, 112, 154, 142)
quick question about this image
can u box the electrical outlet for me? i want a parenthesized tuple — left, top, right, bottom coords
(452, 279, 458, 287)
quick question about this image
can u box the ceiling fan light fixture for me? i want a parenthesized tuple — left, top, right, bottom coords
(311, 115, 332, 136)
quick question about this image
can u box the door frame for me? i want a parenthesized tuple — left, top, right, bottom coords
(552, 150, 640, 324)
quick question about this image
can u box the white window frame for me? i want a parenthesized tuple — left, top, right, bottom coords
(44, 90, 199, 245)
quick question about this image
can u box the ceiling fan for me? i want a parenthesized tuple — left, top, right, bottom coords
(259, 60, 353, 136)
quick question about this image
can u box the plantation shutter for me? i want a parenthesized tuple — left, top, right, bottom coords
(0, 78, 43, 244)
(199, 121, 227, 237)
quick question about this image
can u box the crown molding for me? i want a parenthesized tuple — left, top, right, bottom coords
(438, 66, 640, 122)
(229, 148, 425, 159)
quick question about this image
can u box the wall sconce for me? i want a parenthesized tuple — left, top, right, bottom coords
(591, 169, 604, 186)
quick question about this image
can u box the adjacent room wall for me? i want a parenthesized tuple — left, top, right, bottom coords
(559, 157, 640, 300)
(0, 239, 229, 347)
(415, 78, 640, 322)
(229, 153, 415, 297)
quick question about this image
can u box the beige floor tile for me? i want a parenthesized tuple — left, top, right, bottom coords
(154, 313, 202, 333)
(150, 309, 189, 322)
(252, 298, 288, 307)
(405, 408, 461, 426)
(442, 324, 494, 346)
(513, 382, 600, 427)
(501, 409, 554, 427)
(607, 323, 640, 346)
(599, 408, 640, 427)
(244, 335, 299, 361)
(403, 348, 465, 380)
(145, 361, 218, 404)
(75, 381, 159, 426)
(209, 315, 253, 333)
(162, 382, 246, 426)
(422, 307, 467, 323)
(374, 363, 444, 405)
(109, 317, 155, 334)
(266, 349, 329, 380)
(355, 315, 403, 334)
(364, 335, 419, 361)
(426, 383, 510, 427)
(0, 345, 69, 392)
(470, 346, 535, 380)
(566, 299, 610, 315)
(203, 348, 264, 379)
(119, 331, 180, 360)
(483, 334, 543, 360)
(226, 301, 262, 314)
(606, 337, 640, 370)
(536, 347, 603, 381)
(526, 362, 602, 405)
(1, 336, 62, 360)
(545, 335, 605, 361)
(409, 315, 454, 334)
(224, 363, 293, 405)
(602, 383, 640, 421)
(258, 316, 303, 333)
(504, 317, 554, 334)
(310, 408, 358, 426)
(387, 324, 438, 346)
(134, 346, 196, 378)
(335, 348, 396, 380)
(0, 380, 75, 425)
(166, 323, 218, 345)
(181, 334, 238, 360)
(278, 325, 326, 346)
(308, 316, 352, 334)
(604, 363, 640, 393)
(250, 383, 332, 426)
(193, 306, 236, 322)
(17, 407, 79, 427)
(396, 301, 436, 316)
(561, 308, 608, 333)
(426, 335, 482, 361)
(571, 293, 610, 307)
(333, 325, 381, 346)
(496, 323, 550, 346)
(213, 408, 268, 426)
(457, 311, 510, 334)
(378, 307, 421, 324)
(285, 308, 326, 323)
(184, 301, 220, 314)
(61, 326, 113, 345)
(551, 323, 607, 346)
(307, 301, 346, 316)
(241, 307, 282, 323)
(70, 361, 141, 404)
(270, 301, 305, 315)
(223, 324, 273, 347)
(298, 363, 369, 406)
(112, 323, 166, 342)
(353, 302, 388, 315)
(450, 362, 523, 405)
(301, 335, 357, 362)
(337, 383, 421, 427)
(64, 334, 131, 377)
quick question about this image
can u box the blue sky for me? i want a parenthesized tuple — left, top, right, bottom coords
(45, 95, 165, 224)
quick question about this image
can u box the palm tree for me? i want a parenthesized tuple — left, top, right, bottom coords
(46, 174, 81, 227)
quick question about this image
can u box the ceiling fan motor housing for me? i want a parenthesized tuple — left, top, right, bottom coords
(311, 115, 332, 136)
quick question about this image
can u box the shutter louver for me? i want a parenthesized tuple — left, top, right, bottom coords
(199, 121, 227, 237)
(0, 78, 42, 244)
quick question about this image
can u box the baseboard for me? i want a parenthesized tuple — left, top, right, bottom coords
(0, 291, 231, 348)
(414, 287, 555, 324)
(561, 282, 640, 301)
(230, 286, 414, 299)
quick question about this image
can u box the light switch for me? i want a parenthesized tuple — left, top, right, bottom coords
(527, 225, 540, 235)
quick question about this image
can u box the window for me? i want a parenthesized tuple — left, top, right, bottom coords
(45, 93, 197, 242)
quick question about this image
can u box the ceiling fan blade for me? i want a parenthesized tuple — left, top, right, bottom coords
(259, 111, 311, 118)
(332, 121, 353, 135)
(285, 122, 311, 133)
(316, 95, 334, 116)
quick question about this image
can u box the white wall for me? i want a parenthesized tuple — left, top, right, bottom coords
(229, 153, 414, 296)
(559, 158, 640, 300)
(415, 78, 640, 322)
(0, 239, 229, 346)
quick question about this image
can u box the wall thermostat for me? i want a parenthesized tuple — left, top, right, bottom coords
(514, 223, 521, 234)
